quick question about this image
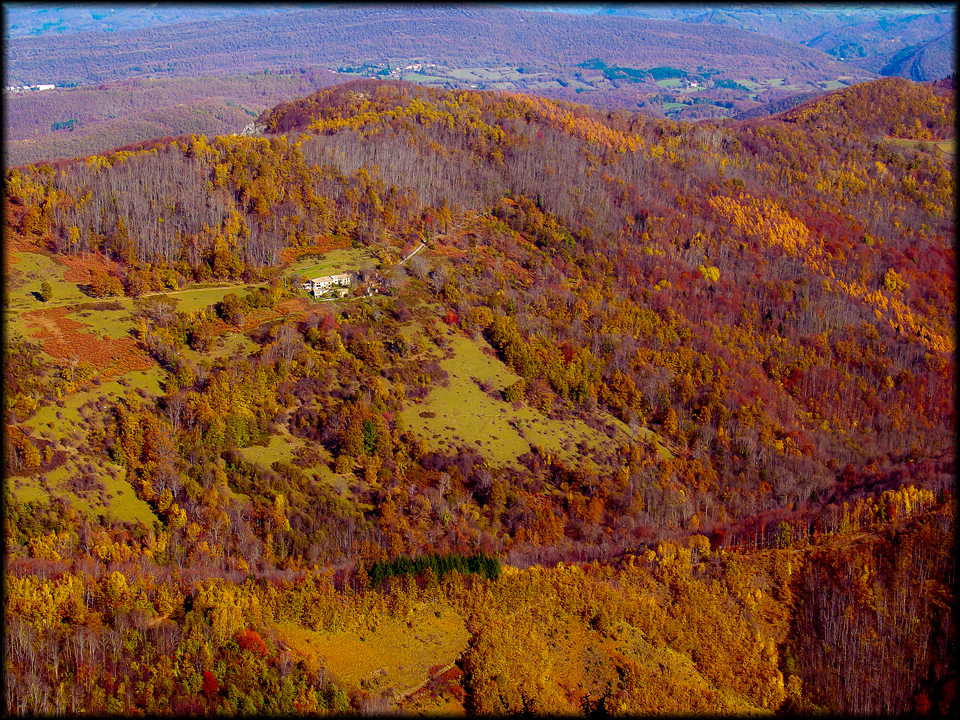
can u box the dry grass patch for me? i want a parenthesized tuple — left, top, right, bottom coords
(237, 433, 298, 468)
(59, 252, 123, 283)
(11, 457, 157, 526)
(277, 296, 311, 314)
(403, 327, 648, 466)
(20, 305, 154, 376)
(277, 602, 469, 702)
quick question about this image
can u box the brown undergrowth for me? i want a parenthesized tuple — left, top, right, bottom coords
(21, 306, 154, 376)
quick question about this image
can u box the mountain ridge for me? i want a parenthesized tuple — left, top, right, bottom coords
(5, 5, 868, 87)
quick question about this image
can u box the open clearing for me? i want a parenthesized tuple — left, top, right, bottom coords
(27, 367, 165, 441)
(9, 457, 157, 526)
(67, 301, 137, 341)
(291, 246, 375, 281)
(277, 601, 469, 700)
(17, 305, 154, 377)
(402, 327, 662, 467)
(4, 248, 90, 315)
(885, 136, 956, 159)
(142, 284, 259, 314)
(237, 433, 298, 468)
(820, 79, 847, 90)
(401, 72, 449, 85)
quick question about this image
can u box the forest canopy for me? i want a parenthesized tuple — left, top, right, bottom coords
(3, 75, 955, 715)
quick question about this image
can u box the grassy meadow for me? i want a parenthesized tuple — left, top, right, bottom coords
(9, 456, 157, 526)
(402, 325, 668, 467)
(277, 602, 470, 699)
(291, 247, 374, 281)
(5, 249, 90, 315)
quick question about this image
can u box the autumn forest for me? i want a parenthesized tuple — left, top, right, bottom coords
(3, 71, 955, 715)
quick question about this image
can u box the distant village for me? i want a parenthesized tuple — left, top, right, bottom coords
(4, 83, 56, 93)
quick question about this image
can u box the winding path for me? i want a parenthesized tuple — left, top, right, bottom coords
(399, 242, 427, 265)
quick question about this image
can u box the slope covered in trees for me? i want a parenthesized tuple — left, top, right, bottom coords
(5, 5, 862, 89)
(608, 4, 956, 82)
(5, 5, 894, 166)
(3, 76, 955, 714)
(4, 68, 342, 169)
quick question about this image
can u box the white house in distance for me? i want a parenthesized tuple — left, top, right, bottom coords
(302, 272, 352, 297)
(4, 84, 56, 93)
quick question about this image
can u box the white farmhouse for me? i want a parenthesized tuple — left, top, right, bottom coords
(302, 272, 352, 297)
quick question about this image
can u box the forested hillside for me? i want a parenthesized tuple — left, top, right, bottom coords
(4, 68, 342, 169)
(5, 5, 890, 167)
(4, 76, 955, 714)
(5, 5, 864, 95)
(600, 4, 956, 83)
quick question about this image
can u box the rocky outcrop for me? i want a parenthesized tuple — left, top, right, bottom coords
(236, 121, 266, 137)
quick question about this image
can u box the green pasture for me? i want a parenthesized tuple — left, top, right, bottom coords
(401, 328, 653, 467)
(466, 68, 503, 80)
(886, 136, 956, 159)
(6, 474, 47, 505)
(400, 65, 536, 87)
(237, 432, 298, 468)
(209, 330, 259, 360)
(401, 73, 448, 85)
(312, 456, 352, 496)
(96, 368, 164, 397)
(485, 66, 526, 81)
(67, 301, 137, 340)
(28, 392, 93, 444)
(142, 284, 257, 314)
(656, 78, 682, 88)
(448, 69, 482, 81)
(532, 80, 566, 90)
(235, 424, 351, 497)
(5, 250, 89, 315)
(13, 364, 169, 527)
(292, 246, 374, 281)
(277, 601, 469, 698)
(89, 463, 158, 525)
(26, 369, 163, 448)
(9, 458, 157, 526)
(179, 329, 258, 366)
